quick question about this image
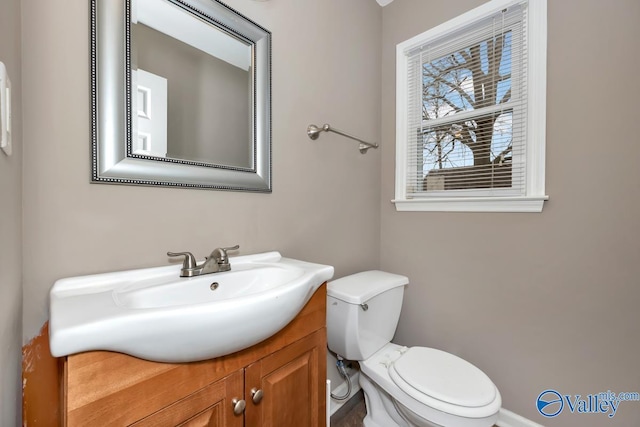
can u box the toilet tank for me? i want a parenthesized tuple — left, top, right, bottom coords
(327, 271, 408, 360)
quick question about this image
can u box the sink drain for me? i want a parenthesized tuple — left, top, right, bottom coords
(210, 282, 219, 291)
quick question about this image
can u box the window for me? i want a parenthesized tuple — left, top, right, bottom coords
(394, 0, 547, 212)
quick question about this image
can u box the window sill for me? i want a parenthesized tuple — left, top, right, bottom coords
(392, 196, 549, 213)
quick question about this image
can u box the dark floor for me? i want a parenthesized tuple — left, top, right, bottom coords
(331, 393, 366, 427)
(331, 393, 498, 427)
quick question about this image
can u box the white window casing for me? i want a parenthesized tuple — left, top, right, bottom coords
(393, 0, 548, 212)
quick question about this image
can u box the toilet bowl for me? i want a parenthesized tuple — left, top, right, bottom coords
(327, 271, 501, 427)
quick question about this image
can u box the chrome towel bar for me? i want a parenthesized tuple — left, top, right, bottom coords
(307, 123, 378, 154)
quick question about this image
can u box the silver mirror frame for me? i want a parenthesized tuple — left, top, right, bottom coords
(91, 0, 272, 192)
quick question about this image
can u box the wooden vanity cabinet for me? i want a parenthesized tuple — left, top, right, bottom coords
(245, 330, 323, 427)
(62, 284, 327, 427)
(130, 369, 244, 427)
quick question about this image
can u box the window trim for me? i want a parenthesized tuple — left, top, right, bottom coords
(393, 0, 548, 213)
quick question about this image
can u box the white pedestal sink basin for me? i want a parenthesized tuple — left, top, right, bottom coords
(49, 252, 334, 363)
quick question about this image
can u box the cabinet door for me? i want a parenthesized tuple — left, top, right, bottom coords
(130, 370, 245, 427)
(244, 329, 326, 427)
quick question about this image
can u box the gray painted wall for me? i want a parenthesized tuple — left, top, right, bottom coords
(380, 1, 640, 426)
(21, 0, 381, 405)
(0, 0, 22, 424)
(21, 0, 381, 340)
(11, 0, 640, 425)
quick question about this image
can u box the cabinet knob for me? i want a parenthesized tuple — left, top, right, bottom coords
(251, 388, 264, 404)
(231, 398, 246, 415)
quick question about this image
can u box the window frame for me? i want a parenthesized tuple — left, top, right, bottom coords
(393, 0, 548, 213)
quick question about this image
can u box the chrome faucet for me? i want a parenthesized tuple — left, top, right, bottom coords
(168, 245, 240, 277)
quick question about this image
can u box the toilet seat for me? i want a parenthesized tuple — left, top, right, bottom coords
(390, 347, 497, 409)
(361, 343, 501, 421)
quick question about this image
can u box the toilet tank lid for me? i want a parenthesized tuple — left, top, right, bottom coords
(328, 271, 408, 304)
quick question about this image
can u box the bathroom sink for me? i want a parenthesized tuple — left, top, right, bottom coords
(49, 252, 334, 363)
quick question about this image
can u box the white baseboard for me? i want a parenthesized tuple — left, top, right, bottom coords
(497, 408, 545, 427)
(329, 371, 361, 416)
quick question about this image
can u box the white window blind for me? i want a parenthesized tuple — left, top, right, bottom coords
(393, 0, 548, 212)
(406, 3, 527, 198)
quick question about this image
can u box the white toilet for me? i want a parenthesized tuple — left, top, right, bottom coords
(327, 271, 501, 427)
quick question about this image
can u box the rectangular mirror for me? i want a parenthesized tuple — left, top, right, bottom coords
(91, 0, 272, 191)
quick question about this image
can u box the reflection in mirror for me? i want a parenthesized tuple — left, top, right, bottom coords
(131, 0, 252, 168)
(91, 0, 271, 191)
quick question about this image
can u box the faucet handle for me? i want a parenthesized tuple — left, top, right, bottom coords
(167, 251, 197, 269)
(211, 245, 240, 263)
